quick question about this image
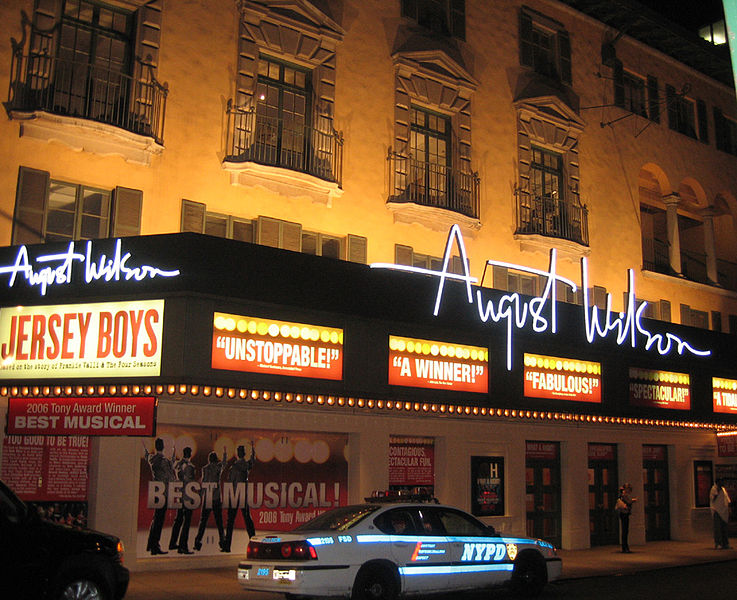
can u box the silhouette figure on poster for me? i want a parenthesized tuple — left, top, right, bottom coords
(169, 446, 196, 554)
(194, 448, 228, 552)
(144, 437, 176, 555)
(222, 442, 255, 552)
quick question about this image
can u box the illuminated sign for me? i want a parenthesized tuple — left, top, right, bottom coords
(460, 542, 509, 561)
(0, 300, 164, 378)
(388, 335, 488, 393)
(212, 313, 343, 380)
(629, 368, 690, 410)
(523, 353, 601, 402)
(713, 377, 737, 414)
(371, 225, 711, 370)
(0, 239, 180, 296)
(7, 396, 156, 436)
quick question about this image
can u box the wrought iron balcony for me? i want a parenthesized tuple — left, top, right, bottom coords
(6, 50, 167, 145)
(225, 102, 343, 186)
(516, 191, 589, 246)
(388, 153, 480, 219)
(642, 237, 671, 275)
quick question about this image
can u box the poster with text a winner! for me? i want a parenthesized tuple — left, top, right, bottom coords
(138, 425, 348, 557)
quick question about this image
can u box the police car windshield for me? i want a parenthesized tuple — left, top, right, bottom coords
(293, 504, 381, 532)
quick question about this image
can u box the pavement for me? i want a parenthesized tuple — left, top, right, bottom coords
(124, 539, 737, 599)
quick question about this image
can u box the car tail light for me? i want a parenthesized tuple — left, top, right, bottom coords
(247, 540, 317, 561)
(117, 541, 125, 564)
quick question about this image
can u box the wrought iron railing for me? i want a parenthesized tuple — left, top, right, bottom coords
(225, 101, 343, 186)
(388, 153, 479, 219)
(515, 191, 589, 246)
(717, 258, 737, 291)
(6, 51, 168, 145)
(642, 237, 671, 274)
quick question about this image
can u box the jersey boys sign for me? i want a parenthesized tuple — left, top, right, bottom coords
(388, 335, 488, 393)
(0, 300, 164, 378)
(212, 313, 343, 380)
(523, 353, 602, 402)
(629, 368, 690, 410)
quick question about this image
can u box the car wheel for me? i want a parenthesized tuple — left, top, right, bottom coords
(510, 551, 547, 598)
(57, 575, 108, 600)
(352, 564, 398, 600)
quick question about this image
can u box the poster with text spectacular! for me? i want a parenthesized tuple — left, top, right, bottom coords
(0, 300, 164, 378)
(388, 335, 488, 393)
(629, 368, 690, 410)
(212, 313, 343, 380)
(523, 353, 601, 402)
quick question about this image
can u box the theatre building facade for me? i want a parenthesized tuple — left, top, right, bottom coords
(1, 0, 737, 571)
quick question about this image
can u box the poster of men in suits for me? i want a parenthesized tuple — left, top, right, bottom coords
(138, 425, 348, 557)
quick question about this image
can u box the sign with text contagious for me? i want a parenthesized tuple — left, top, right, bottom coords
(713, 378, 737, 415)
(211, 313, 343, 380)
(388, 335, 488, 393)
(0, 300, 164, 378)
(629, 368, 690, 410)
(523, 353, 602, 402)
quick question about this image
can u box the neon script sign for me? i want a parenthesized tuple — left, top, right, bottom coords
(371, 225, 711, 370)
(0, 239, 180, 296)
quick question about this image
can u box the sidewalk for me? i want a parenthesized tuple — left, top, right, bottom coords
(124, 540, 737, 600)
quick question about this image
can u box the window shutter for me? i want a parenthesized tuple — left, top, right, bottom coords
(712, 311, 722, 332)
(729, 314, 737, 335)
(400, 0, 417, 19)
(714, 107, 725, 151)
(647, 76, 660, 122)
(697, 99, 708, 143)
(659, 299, 671, 322)
(181, 199, 205, 233)
(665, 85, 677, 130)
(557, 30, 572, 85)
(450, 0, 465, 40)
(613, 60, 624, 108)
(257, 216, 280, 247)
(347, 234, 367, 263)
(281, 220, 302, 251)
(232, 219, 254, 242)
(395, 244, 413, 266)
(519, 11, 534, 68)
(493, 266, 508, 290)
(13, 166, 49, 245)
(112, 187, 142, 237)
(679, 304, 691, 326)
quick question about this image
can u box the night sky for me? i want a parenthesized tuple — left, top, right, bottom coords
(636, 0, 726, 31)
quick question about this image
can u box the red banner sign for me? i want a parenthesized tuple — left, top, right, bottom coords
(388, 438, 435, 486)
(589, 443, 616, 461)
(388, 335, 488, 393)
(717, 434, 737, 457)
(523, 353, 601, 402)
(212, 313, 343, 380)
(526, 441, 559, 460)
(629, 368, 690, 410)
(7, 397, 156, 436)
(1, 434, 90, 501)
(713, 378, 737, 414)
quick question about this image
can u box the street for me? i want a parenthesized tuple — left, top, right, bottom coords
(125, 560, 737, 600)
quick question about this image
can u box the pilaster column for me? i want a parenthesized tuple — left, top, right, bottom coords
(700, 206, 719, 285)
(663, 193, 682, 275)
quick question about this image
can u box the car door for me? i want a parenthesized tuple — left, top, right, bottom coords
(426, 507, 513, 591)
(373, 507, 451, 595)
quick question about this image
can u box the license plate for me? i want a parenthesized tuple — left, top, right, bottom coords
(273, 569, 296, 582)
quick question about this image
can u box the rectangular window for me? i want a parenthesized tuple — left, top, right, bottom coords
(647, 75, 660, 122)
(519, 9, 571, 85)
(12, 167, 140, 245)
(622, 72, 647, 117)
(410, 105, 451, 202)
(714, 108, 737, 155)
(395, 244, 462, 274)
(666, 85, 697, 138)
(401, 0, 465, 40)
(302, 231, 342, 259)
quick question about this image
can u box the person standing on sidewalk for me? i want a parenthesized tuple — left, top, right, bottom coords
(710, 479, 731, 549)
(616, 483, 637, 553)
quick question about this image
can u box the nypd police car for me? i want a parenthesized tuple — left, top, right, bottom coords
(237, 497, 561, 599)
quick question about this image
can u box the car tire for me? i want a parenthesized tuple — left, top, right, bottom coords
(351, 563, 398, 600)
(510, 551, 547, 598)
(54, 570, 110, 600)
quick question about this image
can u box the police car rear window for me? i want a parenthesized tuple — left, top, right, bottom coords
(293, 505, 381, 532)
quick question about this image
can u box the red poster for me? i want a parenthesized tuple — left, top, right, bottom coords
(138, 425, 348, 557)
(629, 368, 690, 410)
(717, 435, 737, 457)
(7, 397, 156, 436)
(388, 439, 435, 486)
(713, 378, 737, 414)
(523, 354, 601, 403)
(643, 445, 667, 461)
(212, 313, 343, 380)
(589, 443, 616, 461)
(526, 441, 559, 460)
(1, 435, 90, 501)
(388, 336, 488, 393)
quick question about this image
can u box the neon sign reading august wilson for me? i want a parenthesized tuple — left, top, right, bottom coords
(371, 225, 711, 370)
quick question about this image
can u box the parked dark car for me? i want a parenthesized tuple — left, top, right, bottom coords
(0, 478, 129, 600)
